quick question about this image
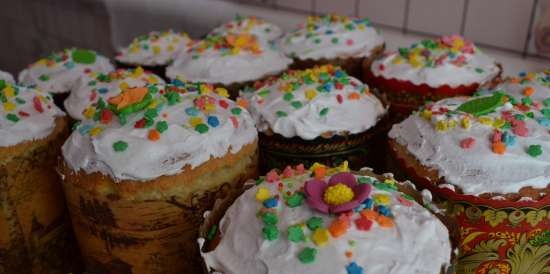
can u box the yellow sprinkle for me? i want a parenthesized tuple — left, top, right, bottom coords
(392, 56, 403, 65)
(421, 109, 432, 120)
(373, 194, 391, 206)
(309, 162, 326, 172)
(461, 117, 471, 129)
(167, 44, 175, 52)
(312, 228, 330, 246)
(384, 178, 397, 186)
(215, 87, 229, 98)
(493, 118, 506, 129)
(189, 117, 203, 127)
(3, 102, 16, 111)
(305, 89, 317, 101)
(129, 45, 140, 54)
(478, 116, 493, 126)
(255, 187, 270, 202)
(435, 120, 448, 132)
(132, 66, 144, 77)
(3, 85, 15, 97)
(204, 103, 216, 113)
(36, 59, 48, 66)
(119, 82, 129, 91)
(152, 46, 161, 55)
(447, 119, 457, 129)
(89, 127, 103, 137)
(148, 75, 159, 84)
(409, 55, 422, 68)
(148, 99, 158, 109)
(83, 107, 95, 119)
(231, 47, 240, 55)
(200, 84, 212, 94)
(357, 24, 365, 30)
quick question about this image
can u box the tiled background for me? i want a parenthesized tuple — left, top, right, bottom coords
(0, 0, 548, 76)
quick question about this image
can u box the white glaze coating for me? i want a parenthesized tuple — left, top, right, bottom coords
(19, 48, 115, 94)
(116, 30, 193, 66)
(62, 83, 257, 181)
(371, 35, 499, 88)
(0, 83, 65, 147)
(240, 66, 386, 140)
(166, 34, 291, 85)
(389, 94, 550, 196)
(480, 70, 550, 102)
(280, 15, 384, 60)
(209, 16, 283, 42)
(201, 169, 451, 274)
(64, 68, 165, 120)
(0, 70, 15, 84)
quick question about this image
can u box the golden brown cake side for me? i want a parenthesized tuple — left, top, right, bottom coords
(60, 141, 258, 274)
(0, 117, 83, 274)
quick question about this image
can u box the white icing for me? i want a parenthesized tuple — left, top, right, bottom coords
(116, 30, 193, 66)
(201, 172, 451, 274)
(0, 83, 65, 147)
(280, 16, 384, 60)
(62, 83, 257, 181)
(0, 70, 15, 84)
(480, 71, 550, 102)
(19, 48, 115, 94)
(371, 35, 499, 88)
(209, 16, 283, 42)
(389, 96, 550, 195)
(166, 35, 291, 85)
(240, 67, 386, 140)
(64, 68, 164, 120)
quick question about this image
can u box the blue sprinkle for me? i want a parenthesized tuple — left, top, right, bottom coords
(325, 30, 334, 35)
(78, 124, 92, 135)
(362, 198, 374, 209)
(334, 70, 346, 78)
(185, 107, 199, 116)
(519, 71, 527, 77)
(346, 262, 364, 274)
(171, 78, 185, 87)
(263, 197, 278, 208)
(98, 87, 109, 94)
(64, 61, 75, 69)
(537, 117, 550, 128)
(207, 116, 220, 127)
(377, 205, 391, 216)
(502, 132, 516, 147)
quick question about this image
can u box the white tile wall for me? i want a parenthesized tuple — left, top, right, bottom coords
(315, 0, 356, 17)
(275, 0, 312, 13)
(358, 0, 407, 28)
(464, 0, 534, 51)
(408, 0, 464, 35)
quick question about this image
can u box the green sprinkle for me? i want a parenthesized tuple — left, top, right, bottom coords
(262, 212, 278, 225)
(156, 121, 168, 133)
(148, 85, 159, 94)
(290, 101, 303, 109)
(306, 216, 323, 231)
(331, 37, 339, 44)
(542, 109, 550, 117)
(262, 225, 279, 241)
(0, 80, 5, 90)
(287, 225, 305, 243)
(526, 112, 535, 119)
(319, 107, 329, 116)
(164, 91, 181, 105)
(543, 98, 550, 107)
(527, 144, 543, 157)
(256, 177, 265, 185)
(258, 89, 271, 97)
(72, 49, 97, 64)
(15, 98, 26, 105)
(521, 96, 533, 106)
(112, 140, 128, 152)
(283, 93, 294, 101)
(286, 192, 304, 208)
(475, 68, 484, 73)
(195, 123, 209, 134)
(357, 176, 373, 184)
(276, 110, 287, 117)
(373, 182, 397, 191)
(514, 114, 525, 120)
(38, 74, 50, 81)
(231, 107, 242, 115)
(298, 247, 317, 264)
(144, 108, 158, 119)
(6, 113, 19, 122)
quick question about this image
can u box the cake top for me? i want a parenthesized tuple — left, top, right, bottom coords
(64, 67, 165, 120)
(240, 65, 386, 140)
(208, 15, 283, 42)
(200, 162, 451, 274)
(166, 33, 291, 85)
(115, 30, 193, 66)
(389, 83, 550, 196)
(0, 70, 15, 84)
(279, 15, 384, 60)
(0, 81, 65, 147)
(480, 70, 550, 101)
(371, 35, 499, 88)
(62, 82, 257, 181)
(19, 48, 115, 94)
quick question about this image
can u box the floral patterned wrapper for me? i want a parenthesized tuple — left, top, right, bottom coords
(390, 146, 550, 274)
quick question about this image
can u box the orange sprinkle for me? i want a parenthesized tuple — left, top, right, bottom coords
(148, 129, 161, 141)
(108, 87, 148, 109)
(376, 215, 395, 228)
(236, 98, 249, 108)
(313, 166, 327, 180)
(523, 87, 535, 96)
(360, 209, 379, 220)
(492, 142, 506, 154)
(509, 77, 520, 84)
(329, 218, 349, 238)
(162, 113, 168, 118)
(347, 92, 361, 100)
(345, 251, 353, 258)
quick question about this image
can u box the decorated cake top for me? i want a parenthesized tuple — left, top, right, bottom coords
(371, 35, 499, 88)
(389, 78, 550, 196)
(200, 162, 452, 274)
(115, 30, 194, 66)
(208, 15, 283, 42)
(62, 81, 257, 181)
(0, 81, 65, 147)
(480, 70, 550, 102)
(19, 48, 115, 94)
(0, 70, 15, 84)
(240, 65, 386, 140)
(166, 33, 291, 85)
(279, 15, 384, 60)
(64, 67, 165, 120)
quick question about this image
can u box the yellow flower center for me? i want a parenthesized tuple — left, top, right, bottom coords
(323, 183, 354, 205)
